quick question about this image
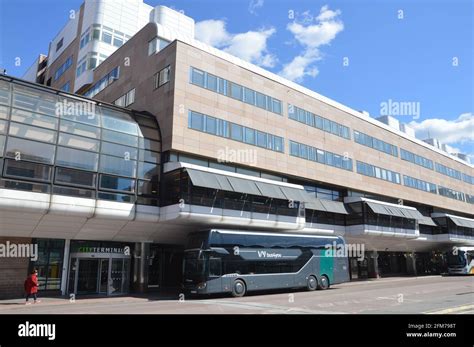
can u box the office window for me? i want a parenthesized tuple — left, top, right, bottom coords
(101, 129, 138, 148)
(154, 66, 171, 88)
(244, 88, 256, 105)
(13, 86, 57, 116)
(290, 140, 352, 171)
(354, 130, 398, 157)
(256, 92, 266, 109)
(204, 116, 217, 135)
(189, 111, 204, 131)
(3, 159, 52, 182)
(60, 119, 100, 139)
(191, 68, 205, 87)
(102, 111, 138, 135)
(58, 133, 99, 152)
(138, 162, 159, 180)
(207, 74, 218, 92)
(230, 83, 243, 101)
(56, 38, 63, 52)
(101, 142, 137, 160)
(256, 131, 267, 148)
(102, 32, 112, 44)
(60, 81, 70, 92)
(55, 167, 97, 188)
(271, 99, 282, 115)
(99, 155, 136, 178)
(230, 123, 243, 141)
(113, 36, 123, 47)
(273, 136, 284, 152)
(5, 137, 55, 164)
(56, 147, 98, 171)
(99, 174, 135, 193)
(244, 128, 255, 145)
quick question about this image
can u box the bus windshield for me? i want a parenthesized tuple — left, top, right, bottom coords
(447, 252, 466, 266)
(184, 251, 206, 281)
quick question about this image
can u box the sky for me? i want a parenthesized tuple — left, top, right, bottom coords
(0, 0, 472, 159)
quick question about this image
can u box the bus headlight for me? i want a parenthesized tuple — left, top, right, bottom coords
(197, 282, 207, 289)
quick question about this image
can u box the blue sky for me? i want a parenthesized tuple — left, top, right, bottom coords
(0, 0, 472, 158)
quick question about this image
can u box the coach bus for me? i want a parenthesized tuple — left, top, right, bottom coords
(446, 247, 474, 275)
(183, 229, 350, 297)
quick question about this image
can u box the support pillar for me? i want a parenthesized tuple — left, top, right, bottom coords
(368, 251, 380, 278)
(132, 242, 150, 293)
(406, 252, 417, 276)
(60, 239, 70, 296)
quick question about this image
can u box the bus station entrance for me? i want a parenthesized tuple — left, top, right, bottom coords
(67, 242, 131, 296)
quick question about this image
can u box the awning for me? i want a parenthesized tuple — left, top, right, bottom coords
(447, 215, 474, 229)
(418, 216, 437, 227)
(280, 186, 311, 202)
(187, 169, 222, 190)
(366, 201, 423, 220)
(227, 176, 262, 196)
(320, 199, 349, 215)
(254, 181, 287, 200)
(304, 196, 326, 211)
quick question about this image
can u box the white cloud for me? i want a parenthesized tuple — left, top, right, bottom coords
(195, 20, 231, 47)
(195, 19, 276, 68)
(248, 0, 264, 15)
(409, 112, 474, 145)
(280, 5, 344, 82)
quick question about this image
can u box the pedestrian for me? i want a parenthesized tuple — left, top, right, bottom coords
(24, 269, 41, 305)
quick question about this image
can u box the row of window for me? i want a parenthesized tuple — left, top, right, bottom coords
(438, 186, 465, 202)
(463, 173, 474, 185)
(153, 66, 171, 89)
(54, 56, 73, 81)
(84, 66, 119, 98)
(148, 37, 171, 56)
(80, 24, 131, 50)
(190, 67, 282, 115)
(189, 110, 284, 152)
(354, 130, 398, 157)
(288, 104, 350, 140)
(356, 161, 401, 184)
(289, 140, 353, 171)
(76, 52, 109, 78)
(403, 175, 437, 194)
(114, 88, 136, 108)
(400, 148, 434, 170)
(435, 162, 462, 181)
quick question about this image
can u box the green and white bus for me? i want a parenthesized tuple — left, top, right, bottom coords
(183, 229, 350, 297)
(446, 247, 474, 275)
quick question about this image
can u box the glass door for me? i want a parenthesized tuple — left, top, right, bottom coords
(77, 259, 99, 294)
(99, 259, 109, 294)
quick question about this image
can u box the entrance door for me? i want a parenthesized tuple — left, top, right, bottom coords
(99, 259, 109, 294)
(77, 259, 99, 294)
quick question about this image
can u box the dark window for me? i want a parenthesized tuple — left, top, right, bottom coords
(55, 167, 97, 188)
(56, 147, 99, 171)
(3, 159, 52, 182)
(99, 174, 135, 193)
(5, 137, 55, 164)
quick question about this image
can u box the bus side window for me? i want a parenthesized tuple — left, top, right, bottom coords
(209, 257, 222, 277)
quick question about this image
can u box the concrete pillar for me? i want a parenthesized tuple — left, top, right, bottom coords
(368, 251, 380, 278)
(60, 239, 71, 296)
(406, 252, 417, 276)
(132, 242, 150, 293)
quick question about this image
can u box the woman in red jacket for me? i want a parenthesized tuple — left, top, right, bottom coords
(24, 269, 41, 305)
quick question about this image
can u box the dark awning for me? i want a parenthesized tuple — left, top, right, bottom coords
(447, 215, 474, 229)
(187, 169, 222, 190)
(280, 186, 311, 202)
(320, 199, 349, 215)
(418, 216, 437, 227)
(366, 201, 423, 220)
(304, 196, 326, 211)
(254, 181, 287, 200)
(226, 176, 262, 196)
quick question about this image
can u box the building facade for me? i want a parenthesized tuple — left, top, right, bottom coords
(1, 2, 473, 299)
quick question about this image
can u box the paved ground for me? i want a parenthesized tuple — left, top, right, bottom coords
(0, 275, 472, 314)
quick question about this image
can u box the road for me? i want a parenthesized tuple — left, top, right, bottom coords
(0, 276, 473, 314)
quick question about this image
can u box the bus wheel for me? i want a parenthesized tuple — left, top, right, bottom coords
(232, 279, 246, 297)
(318, 275, 330, 290)
(306, 275, 317, 291)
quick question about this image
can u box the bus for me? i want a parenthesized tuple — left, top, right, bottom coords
(183, 229, 350, 297)
(446, 247, 474, 275)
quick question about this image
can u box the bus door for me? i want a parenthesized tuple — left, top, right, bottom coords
(207, 257, 223, 292)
